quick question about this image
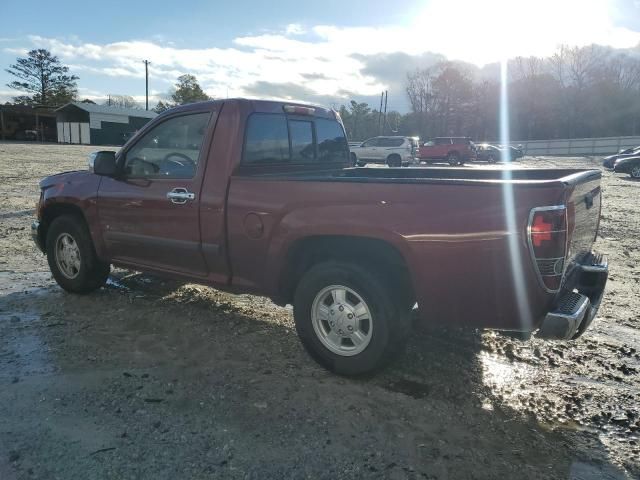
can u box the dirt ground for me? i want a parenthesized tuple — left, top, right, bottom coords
(0, 141, 638, 480)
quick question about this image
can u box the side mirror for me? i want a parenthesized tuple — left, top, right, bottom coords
(89, 151, 118, 176)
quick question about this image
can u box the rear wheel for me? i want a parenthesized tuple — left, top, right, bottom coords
(630, 166, 640, 179)
(487, 154, 497, 163)
(447, 152, 460, 166)
(46, 215, 110, 294)
(386, 154, 402, 167)
(293, 262, 412, 376)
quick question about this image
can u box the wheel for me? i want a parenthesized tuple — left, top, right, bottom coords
(630, 166, 640, 179)
(46, 215, 110, 294)
(386, 154, 402, 167)
(293, 261, 412, 376)
(350, 152, 357, 166)
(487, 154, 497, 163)
(447, 152, 460, 166)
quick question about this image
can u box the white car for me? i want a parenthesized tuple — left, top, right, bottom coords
(350, 136, 419, 167)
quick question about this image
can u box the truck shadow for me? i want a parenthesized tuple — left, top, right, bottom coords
(0, 272, 632, 479)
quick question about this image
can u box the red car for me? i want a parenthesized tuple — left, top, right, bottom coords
(31, 99, 608, 375)
(419, 136, 476, 165)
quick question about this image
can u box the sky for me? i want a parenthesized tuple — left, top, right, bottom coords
(1, 0, 640, 112)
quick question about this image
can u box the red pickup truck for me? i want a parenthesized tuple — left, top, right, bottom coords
(419, 136, 476, 165)
(32, 99, 608, 375)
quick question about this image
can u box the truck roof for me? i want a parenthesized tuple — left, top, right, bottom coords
(160, 98, 335, 119)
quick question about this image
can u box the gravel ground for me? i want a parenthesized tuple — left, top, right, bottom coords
(0, 141, 638, 479)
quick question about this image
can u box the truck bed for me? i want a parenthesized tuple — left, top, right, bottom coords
(241, 166, 601, 186)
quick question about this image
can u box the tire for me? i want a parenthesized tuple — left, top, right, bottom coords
(487, 154, 497, 163)
(46, 215, 110, 294)
(350, 152, 357, 166)
(447, 152, 460, 166)
(293, 261, 412, 376)
(630, 166, 640, 179)
(386, 154, 402, 168)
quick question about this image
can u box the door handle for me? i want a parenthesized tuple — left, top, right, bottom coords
(167, 188, 195, 205)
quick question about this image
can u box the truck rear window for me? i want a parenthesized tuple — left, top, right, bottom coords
(242, 114, 290, 164)
(243, 113, 348, 165)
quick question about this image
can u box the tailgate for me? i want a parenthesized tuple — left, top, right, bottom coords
(565, 171, 602, 265)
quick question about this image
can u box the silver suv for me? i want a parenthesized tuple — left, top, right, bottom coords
(350, 136, 419, 167)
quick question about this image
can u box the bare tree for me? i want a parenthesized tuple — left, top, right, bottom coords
(104, 94, 139, 109)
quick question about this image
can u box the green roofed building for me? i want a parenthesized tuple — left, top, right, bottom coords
(55, 102, 157, 146)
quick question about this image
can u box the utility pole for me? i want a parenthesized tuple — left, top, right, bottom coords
(383, 90, 388, 135)
(378, 92, 384, 135)
(143, 60, 150, 110)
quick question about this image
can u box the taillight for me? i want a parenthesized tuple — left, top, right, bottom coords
(527, 206, 568, 292)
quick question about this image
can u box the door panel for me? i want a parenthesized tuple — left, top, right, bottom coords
(97, 110, 218, 277)
(98, 176, 207, 275)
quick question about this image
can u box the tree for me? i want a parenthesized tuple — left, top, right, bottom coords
(171, 74, 210, 105)
(104, 94, 138, 109)
(153, 100, 173, 113)
(6, 49, 78, 107)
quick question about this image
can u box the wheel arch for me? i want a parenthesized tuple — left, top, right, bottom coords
(39, 203, 90, 252)
(277, 235, 414, 306)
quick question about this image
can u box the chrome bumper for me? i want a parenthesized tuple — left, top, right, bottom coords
(32, 220, 45, 252)
(536, 253, 608, 340)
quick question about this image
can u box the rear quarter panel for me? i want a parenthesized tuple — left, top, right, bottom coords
(226, 176, 567, 330)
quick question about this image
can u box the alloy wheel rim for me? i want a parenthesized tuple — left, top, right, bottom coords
(632, 166, 640, 178)
(311, 285, 373, 356)
(55, 233, 81, 279)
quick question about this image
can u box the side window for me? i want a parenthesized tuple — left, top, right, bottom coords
(243, 114, 289, 164)
(242, 113, 349, 166)
(362, 138, 378, 147)
(124, 112, 210, 178)
(316, 118, 348, 162)
(435, 138, 450, 145)
(289, 120, 315, 163)
(388, 138, 404, 147)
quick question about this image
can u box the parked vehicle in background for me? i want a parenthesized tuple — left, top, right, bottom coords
(613, 156, 640, 178)
(418, 137, 475, 165)
(349, 136, 419, 167)
(475, 144, 522, 163)
(602, 146, 640, 169)
(508, 144, 524, 159)
(31, 98, 608, 375)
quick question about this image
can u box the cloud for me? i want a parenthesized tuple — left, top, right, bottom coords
(285, 24, 306, 36)
(7, 4, 639, 112)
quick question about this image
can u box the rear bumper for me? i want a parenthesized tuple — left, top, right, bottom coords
(32, 220, 45, 252)
(536, 253, 608, 340)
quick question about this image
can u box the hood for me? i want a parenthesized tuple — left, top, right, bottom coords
(39, 170, 92, 189)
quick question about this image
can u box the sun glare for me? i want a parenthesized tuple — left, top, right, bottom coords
(412, 0, 625, 65)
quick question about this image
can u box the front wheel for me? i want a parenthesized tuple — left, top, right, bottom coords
(46, 215, 110, 294)
(293, 262, 411, 376)
(447, 152, 460, 166)
(630, 166, 640, 179)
